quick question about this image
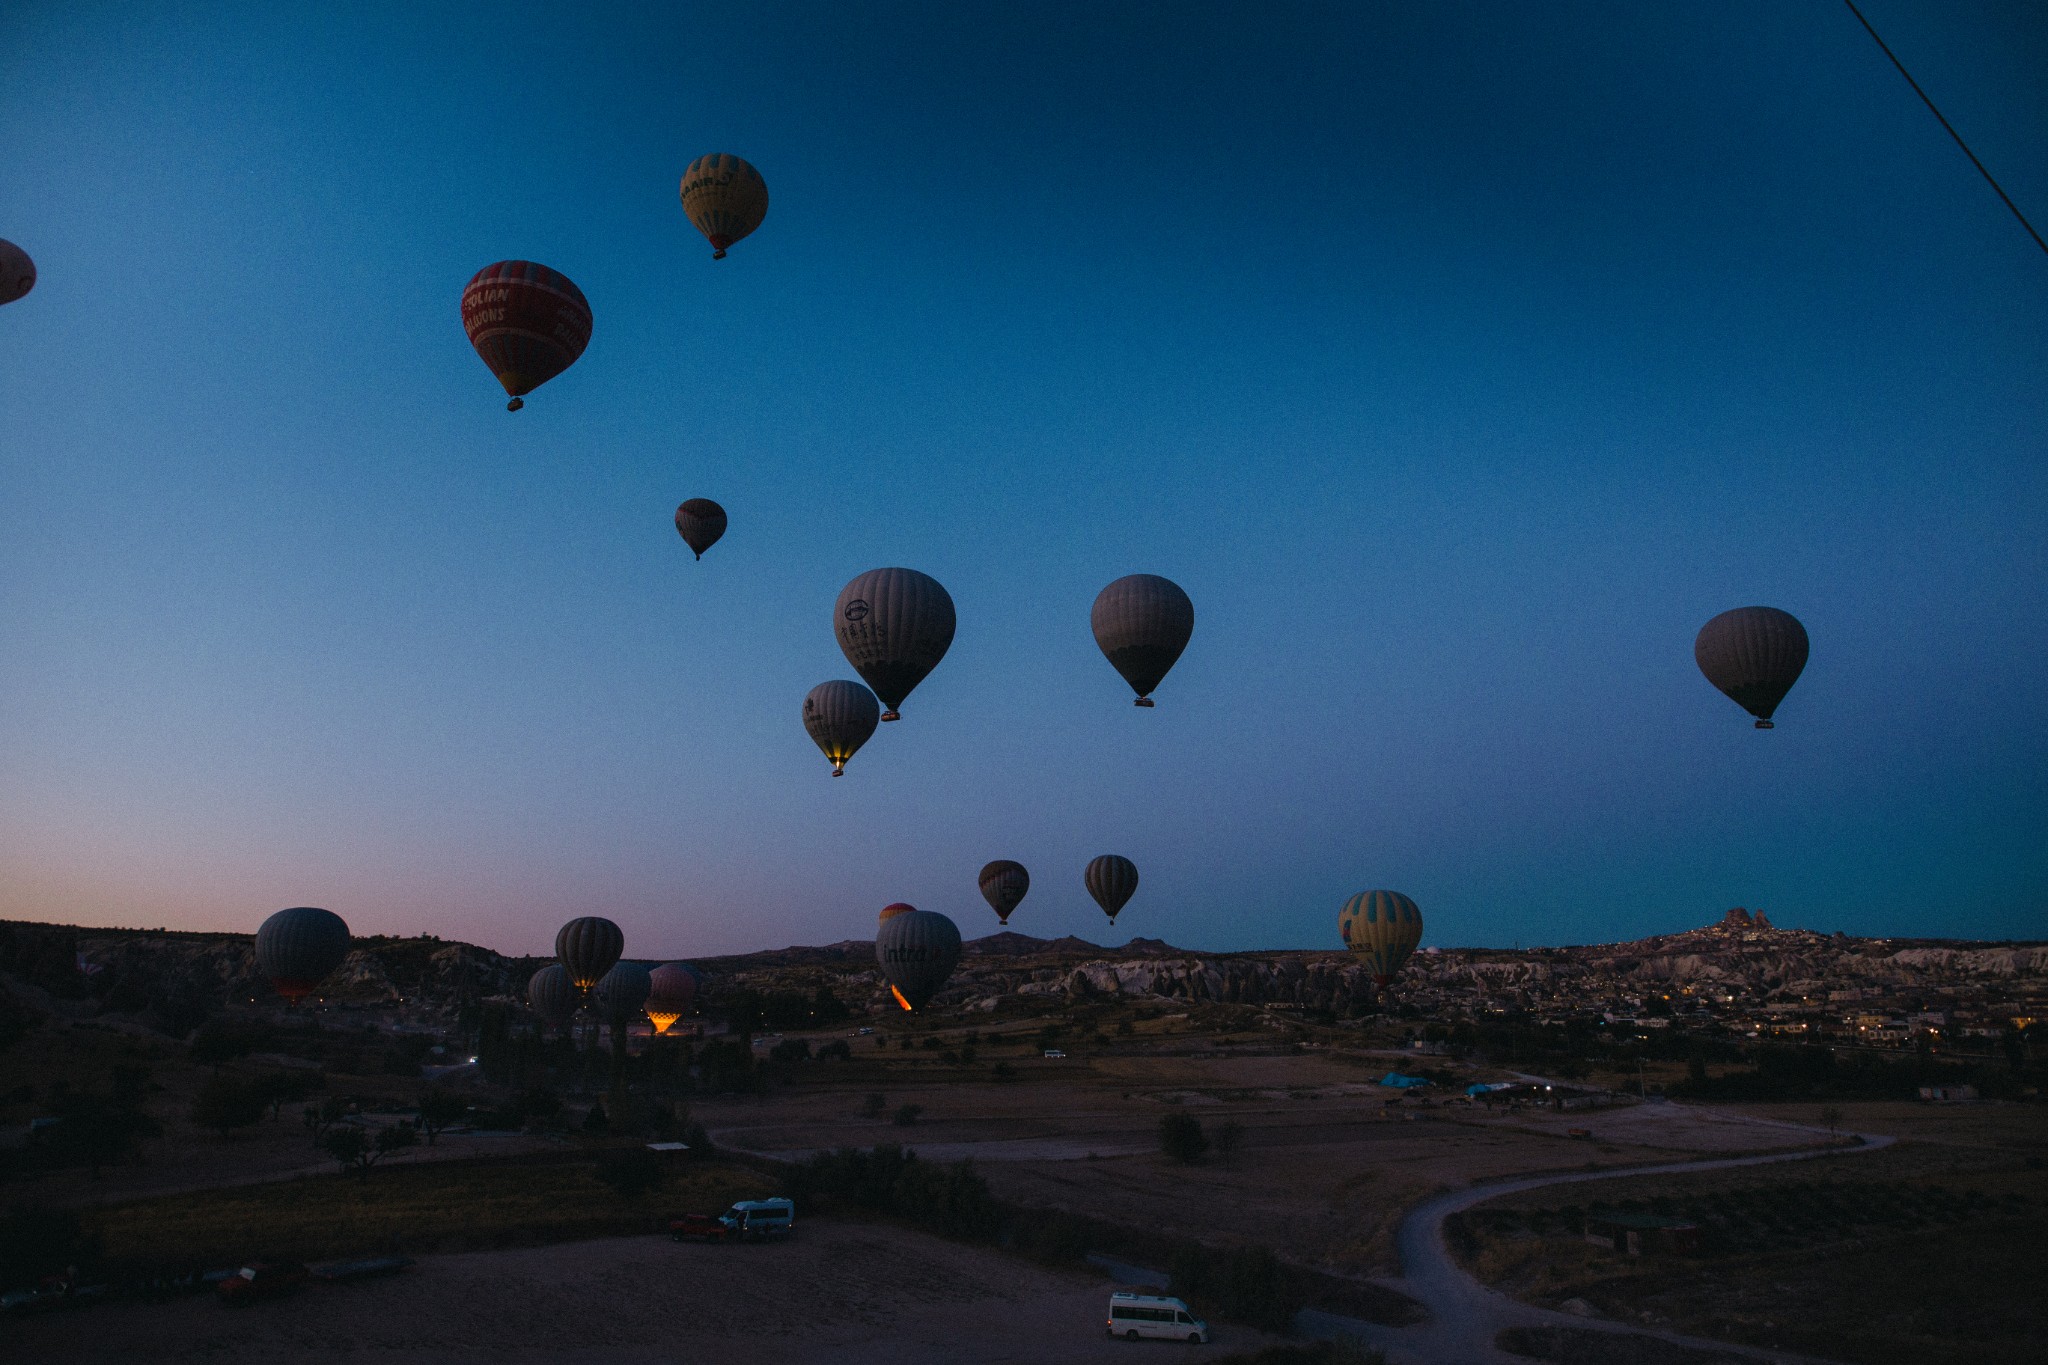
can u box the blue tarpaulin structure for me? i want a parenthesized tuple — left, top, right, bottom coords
(1380, 1072, 1430, 1088)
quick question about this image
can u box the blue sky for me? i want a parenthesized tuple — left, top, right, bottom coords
(2, 2, 2043, 956)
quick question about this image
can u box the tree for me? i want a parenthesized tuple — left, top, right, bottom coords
(582, 1099, 610, 1133)
(769, 1038, 812, 1063)
(48, 1093, 159, 1178)
(249, 1070, 317, 1121)
(892, 1103, 923, 1127)
(862, 1093, 887, 1118)
(322, 1123, 418, 1179)
(303, 1095, 349, 1146)
(1819, 1105, 1844, 1137)
(191, 1076, 264, 1138)
(1159, 1112, 1209, 1164)
(416, 1089, 464, 1146)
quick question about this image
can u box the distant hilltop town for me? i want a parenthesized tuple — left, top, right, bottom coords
(1, 910, 2041, 1058)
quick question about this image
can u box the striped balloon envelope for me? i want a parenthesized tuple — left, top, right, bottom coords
(526, 963, 576, 1028)
(1085, 855, 1139, 923)
(1338, 890, 1424, 987)
(803, 679, 880, 776)
(555, 916, 624, 993)
(833, 568, 956, 721)
(460, 261, 592, 411)
(978, 860, 1030, 925)
(1091, 574, 1194, 707)
(1694, 606, 1809, 729)
(254, 906, 351, 1004)
(680, 154, 769, 259)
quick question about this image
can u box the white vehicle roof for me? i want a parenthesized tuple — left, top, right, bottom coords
(1109, 1292, 1192, 1311)
(730, 1197, 794, 1212)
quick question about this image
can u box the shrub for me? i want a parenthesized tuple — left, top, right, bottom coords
(769, 1038, 812, 1063)
(595, 1147, 663, 1199)
(1159, 1112, 1209, 1164)
(893, 1103, 923, 1127)
(191, 1076, 265, 1138)
(862, 1092, 887, 1118)
(816, 1040, 852, 1061)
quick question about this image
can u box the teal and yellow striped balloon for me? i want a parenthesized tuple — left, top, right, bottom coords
(680, 154, 768, 259)
(1338, 890, 1423, 986)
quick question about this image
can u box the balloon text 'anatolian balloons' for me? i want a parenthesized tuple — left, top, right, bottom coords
(461, 261, 592, 411)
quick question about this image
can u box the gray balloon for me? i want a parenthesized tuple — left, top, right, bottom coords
(527, 963, 576, 1025)
(1695, 607, 1809, 728)
(1091, 575, 1193, 706)
(646, 963, 699, 1024)
(555, 917, 623, 990)
(834, 568, 956, 720)
(803, 680, 881, 775)
(1085, 854, 1139, 922)
(875, 907, 962, 1011)
(594, 961, 652, 1025)
(254, 906, 351, 1002)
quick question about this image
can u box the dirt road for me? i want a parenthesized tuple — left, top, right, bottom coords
(1312, 1106, 1895, 1365)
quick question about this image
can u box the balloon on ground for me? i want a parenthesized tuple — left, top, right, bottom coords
(555, 917, 624, 992)
(674, 498, 727, 559)
(874, 906, 962, 1011)
(645, 963, 699, 1034)
(834, 568, 956, 721)
(803, 680, 881, 776)
(254, 906, 351, 1003)
(1085, 855, 1139, 923)
(594, 961, 653, 1025)
(680, 154, 769, 259)
(978, 860, 1030, 925)
(0, 239, 34, 305)
(460, 261, 593, 411)
(1339, 890, 1424, 987)
(1091, 574, 1194, 707)
(526, 963, 576, 1027)
(1694, 606, 1809, 729)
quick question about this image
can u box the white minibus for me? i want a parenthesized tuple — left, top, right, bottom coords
(1106, 1291, 1209, 1343)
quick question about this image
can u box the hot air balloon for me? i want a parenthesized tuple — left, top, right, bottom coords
(1695, 607, 1809, 729)
(555, 917, 624, 994)
(680, 154, 769, 259)
(874, 906, 962, 1011)
(978, 861, 1030, 925)
(834, 568, 956, 721)
(460, 261, 592, 411)
(1092, 575, 1194, 707)
(645, 963, 699, 1035)
(254, 906, 351, 1004)
(1338, 890, 1423, 988)
(0, 240, 34, 306)
(594, 961, 653, 1026)
(675, 498, 727, 559)
(527, 963, 576, 1028)
(879, 902, 917, 923)
(1085, 855, 1139, 923)
(803, 680, 881, 776)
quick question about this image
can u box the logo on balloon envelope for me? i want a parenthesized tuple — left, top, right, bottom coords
(843, 599, 870, 623)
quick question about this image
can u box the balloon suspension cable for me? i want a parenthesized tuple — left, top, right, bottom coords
(1134, 696, 1155, 707)
(507, 397, 523, 411)
(880, 709, 900, 722)
(1755, 719, 1775, 730)
(1842, 0, 2048, 258)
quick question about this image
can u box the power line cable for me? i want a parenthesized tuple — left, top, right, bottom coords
(1842, 0, 2047, 257)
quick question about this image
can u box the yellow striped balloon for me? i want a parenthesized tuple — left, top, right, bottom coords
(680, 154, 768, 259)
(1338, 890, 1423, 987)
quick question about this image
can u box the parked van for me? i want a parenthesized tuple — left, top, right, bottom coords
(719, 1197, 795, 1240)
(1106, 1291, 1208, 1343)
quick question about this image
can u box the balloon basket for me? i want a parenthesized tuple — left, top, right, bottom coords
(1755, 719, 1775, 729)
(880, 710, 901, 722)
(506, 397, 524, 411)
(1133, 697, 1154, 707)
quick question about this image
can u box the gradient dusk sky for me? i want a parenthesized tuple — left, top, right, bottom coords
(2, 3, 2043, 958)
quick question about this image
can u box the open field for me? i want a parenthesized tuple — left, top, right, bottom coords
(1446, 1107, 2048, 1365)
(76, 1155, 775, 1269)
(4, 1217, 1292, 1365)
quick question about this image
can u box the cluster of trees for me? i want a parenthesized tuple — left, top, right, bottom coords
(10, 1067, 161, 1179)
(1669, 1040, 2046, 1102)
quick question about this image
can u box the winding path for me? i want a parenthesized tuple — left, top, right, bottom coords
(1305, 1108, 1895, 1365)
